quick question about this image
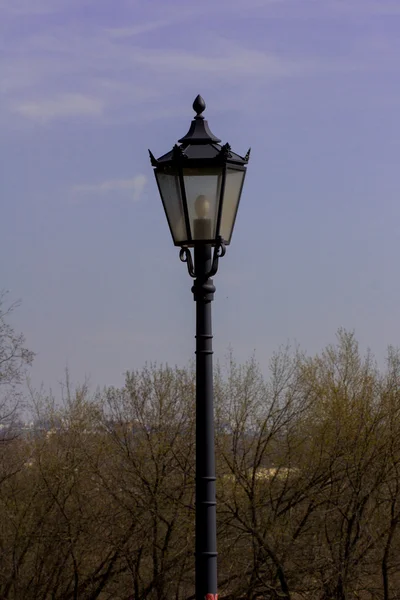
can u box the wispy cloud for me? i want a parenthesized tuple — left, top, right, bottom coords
(14, 93, 104, 122)
(330, 0, 400, 15)
(128, 41, 318, 79)
(105, 13, 200, 39)
(104, 0, 276, 39)
(0, 0, 65, 15)
(72, 175, 147, 201)
(2, 29, 318, 126)
(2, 0, 399, 128)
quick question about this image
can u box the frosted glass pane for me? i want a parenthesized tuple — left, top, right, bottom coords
(182, 168, 223, 241)
(220, 169, 245, 243)
(156, 171, 188, 243)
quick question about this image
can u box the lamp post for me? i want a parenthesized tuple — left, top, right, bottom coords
(149, 95, 250, 600)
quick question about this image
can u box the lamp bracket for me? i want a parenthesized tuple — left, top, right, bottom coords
(179, 246, 196, 278)
(179, 237, 226, 279)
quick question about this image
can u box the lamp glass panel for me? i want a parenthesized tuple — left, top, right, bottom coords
(182, 167, 223, 241)
(155, 170, 188, 243)
(219, 168, 245, 243)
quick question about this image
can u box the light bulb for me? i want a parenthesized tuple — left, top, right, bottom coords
(194, 195, 210, 218)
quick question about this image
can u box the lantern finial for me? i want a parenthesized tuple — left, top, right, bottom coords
(193, 95, 206, 118)
(178, 95, 220, 144)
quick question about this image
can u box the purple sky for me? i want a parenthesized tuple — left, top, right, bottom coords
(1, 0, 400, 393)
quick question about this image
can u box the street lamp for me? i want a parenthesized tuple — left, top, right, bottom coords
(149, 95, 250, 600)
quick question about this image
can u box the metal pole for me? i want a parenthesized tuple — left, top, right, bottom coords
(192, 242, 218, 600)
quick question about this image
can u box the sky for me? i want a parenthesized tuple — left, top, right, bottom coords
(1, 0, 400, 395)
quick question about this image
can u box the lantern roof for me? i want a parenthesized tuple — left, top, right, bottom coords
(149, 95, 250, 168)
(178, 94, 221, 145)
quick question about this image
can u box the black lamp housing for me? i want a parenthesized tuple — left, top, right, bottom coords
(149, 95, 250, 248)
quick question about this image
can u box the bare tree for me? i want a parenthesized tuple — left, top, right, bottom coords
(101, 364, 197, 600)
(0, 291, 34, 430)
(2, 333, 400, 599)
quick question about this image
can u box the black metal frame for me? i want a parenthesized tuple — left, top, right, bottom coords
(149, 95, 250, 249)
(151, 155, 247, 248)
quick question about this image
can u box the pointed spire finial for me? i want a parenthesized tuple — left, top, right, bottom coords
(193, 94, 206, 117)
(177, 95, 221, 144)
